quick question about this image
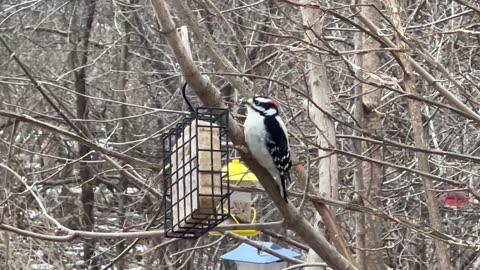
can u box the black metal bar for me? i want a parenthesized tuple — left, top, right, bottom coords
(182, 82, 195, 113)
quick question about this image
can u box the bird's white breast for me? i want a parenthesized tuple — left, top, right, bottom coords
(244, 107, 280, 180)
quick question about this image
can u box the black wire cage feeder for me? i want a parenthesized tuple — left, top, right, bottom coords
(162, 84, 231, 238)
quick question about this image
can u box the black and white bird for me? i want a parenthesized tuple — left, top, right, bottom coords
(244, 96, 292, 202)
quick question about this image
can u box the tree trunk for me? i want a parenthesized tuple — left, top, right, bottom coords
(73, 0, 97, 269)
(353, 2, 386, 270)
(385, 0, 451, 269)
(114, 3, 131, 269)
(301, 2, 340, 268)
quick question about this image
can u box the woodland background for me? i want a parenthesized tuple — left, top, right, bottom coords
(1, 0, 480, 269)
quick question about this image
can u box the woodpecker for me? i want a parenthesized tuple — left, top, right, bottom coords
(244, 96, 292, 202)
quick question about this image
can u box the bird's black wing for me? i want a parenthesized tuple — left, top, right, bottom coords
(264, 117, 292, 201)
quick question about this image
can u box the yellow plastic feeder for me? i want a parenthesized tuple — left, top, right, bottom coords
(210, 159, 259, 237)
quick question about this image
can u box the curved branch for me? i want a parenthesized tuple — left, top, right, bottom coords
(150, 1, 358, 269)
(0, 110, 161, 171)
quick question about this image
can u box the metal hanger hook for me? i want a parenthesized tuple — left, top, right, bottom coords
(182, 82, 195, 113)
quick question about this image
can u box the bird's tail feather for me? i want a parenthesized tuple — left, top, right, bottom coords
(280, 173, 290, 202)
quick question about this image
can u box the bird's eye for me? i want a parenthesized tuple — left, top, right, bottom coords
(254, 100, 260, 106)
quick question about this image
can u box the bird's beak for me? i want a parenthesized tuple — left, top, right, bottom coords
(240, 98, 253, 106)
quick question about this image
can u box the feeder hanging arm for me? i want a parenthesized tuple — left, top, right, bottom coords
(182, 82, 195, 113)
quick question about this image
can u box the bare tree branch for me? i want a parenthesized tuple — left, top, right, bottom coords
(150, 1, 358, 269)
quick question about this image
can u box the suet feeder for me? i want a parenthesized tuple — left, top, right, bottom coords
(221, 241, 301, 270)
(162, 83, 231, 238)
(210, 159, 259, 236)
